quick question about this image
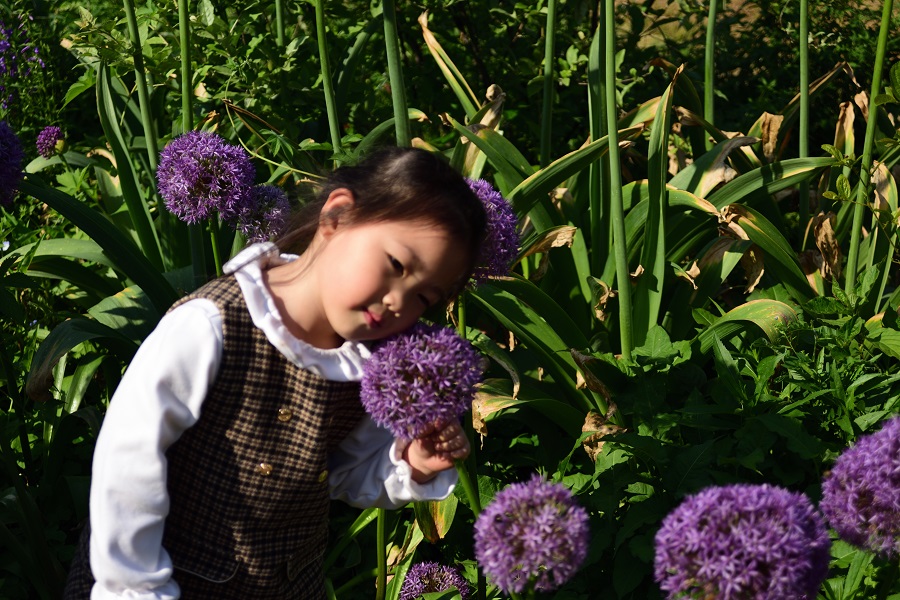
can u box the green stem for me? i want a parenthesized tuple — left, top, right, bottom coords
(539, 0, 557, 168)
(798, 0, 809, 245)
(209, 218, 223, 278)
(375, 508, 387, 600)
(316, 0, 343, 158)
(275, 0, 285, 47)
(703, 0, 717, 151)
(602, 0, 632, 360)
(176, 0, 206, 285)
(122, 0, 159, 170)
(382, 0, 409, 147)
(845, 0, 895, 294)
(334, 569, 379, 596)
(588, 24, 610, 277)
(178, 0, 192, 133)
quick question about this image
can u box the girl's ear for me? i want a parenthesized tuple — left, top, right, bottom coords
(319, 188, 355, 237)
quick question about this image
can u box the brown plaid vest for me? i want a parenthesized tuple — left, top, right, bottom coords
(160, 275, 366, 597)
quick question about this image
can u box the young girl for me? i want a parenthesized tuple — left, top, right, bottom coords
(64, 147, 488, 600)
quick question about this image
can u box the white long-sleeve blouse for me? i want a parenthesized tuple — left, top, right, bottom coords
(87, 243, 457, 600)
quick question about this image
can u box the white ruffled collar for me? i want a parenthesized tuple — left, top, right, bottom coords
(224, 242, 371, 381)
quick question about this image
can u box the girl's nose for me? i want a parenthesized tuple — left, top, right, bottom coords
(383, 289, 404, 316)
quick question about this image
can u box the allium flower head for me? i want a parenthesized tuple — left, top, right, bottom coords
(237, 184, 291, 243)
(0, 121, 24, 206)
(360, 322, 482, 439)
(821, 415, 900, 556)
(399, 562, 471, 600)
(156, 131, 255, 224)
(466, 178, 518, 282)
(474, 474, 590, 594)
(654, 483, 830, 600)
(36, 125, 63, 159)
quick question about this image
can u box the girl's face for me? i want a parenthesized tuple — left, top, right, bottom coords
(269, 189, 468, 349)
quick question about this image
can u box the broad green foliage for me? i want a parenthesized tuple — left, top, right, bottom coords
(3, 0, 900, 598)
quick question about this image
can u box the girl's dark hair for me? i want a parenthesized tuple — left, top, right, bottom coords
(277, 147, 487, 290)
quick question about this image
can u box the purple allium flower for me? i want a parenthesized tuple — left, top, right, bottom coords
(0, 121, 24, 206)
(399, 562, 471, 600)
(360, 322, 482, 439)
(474, 474, 589, 594)
(821, 416, 900, 557)
(654, 483, 830, 600)
(466, 178, 518, 282)
(236, 184, 291, 243)
(36, 125, 63, 159)
(156, 131, 255, 224)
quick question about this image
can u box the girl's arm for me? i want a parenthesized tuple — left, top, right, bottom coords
(89, 301, 222, 600)
(327, 417, 458, 509)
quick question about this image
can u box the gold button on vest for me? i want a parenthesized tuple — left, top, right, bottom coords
(256, 462, 274, 476)
(277, 408, 293, 422)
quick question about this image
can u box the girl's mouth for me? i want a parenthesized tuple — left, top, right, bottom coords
(364, 310, 382, 328)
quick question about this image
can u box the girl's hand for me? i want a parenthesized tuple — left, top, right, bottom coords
(402, 420, 470, 484)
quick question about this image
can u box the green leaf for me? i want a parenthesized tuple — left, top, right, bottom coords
(507, 125, 644, 220)
(63, 68, 96, 109)
(891, 62, 900, 102)
(25, 318, 139, 402)
(20, 179, 179, 313)
(97, 64, 164, 271)
(694, 300, 797, 356)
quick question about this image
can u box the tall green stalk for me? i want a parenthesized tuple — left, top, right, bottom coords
(275, 0, 285, 47)
(844, 0, 895, 294)
(602, 0, 632, 360)
(122, 0, 159, 172)
(176, 0, 207, 285)
(118, 0, 165, 273)
(382, 0, 410, 147)
(798, 0, 809, 244)
(703, 0, 717, 151)
(315, 0, 343, 158)
(588, 25, 610, 277)
(375, 507, 387, 600)
(539, 0, 558, 168)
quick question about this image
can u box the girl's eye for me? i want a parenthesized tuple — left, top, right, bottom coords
(388, 255, 404, 274)
(418, 294, 432, 308)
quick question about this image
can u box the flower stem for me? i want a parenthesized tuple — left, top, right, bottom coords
(382, 0, 409, 147)
(845, 0, 895, 293)
(315, 0, 343, 159)
(275, 0, 285, 47)
(703, 0, 717, 151)
(539, 0, 557, 168)
(177, 0, 192, 133)
(208, 218, 223, 277)
(798, 0, 809, 245)
(602, 0, 632, 360)
(121, 0, 159, 171)
(375, 507, 387, 600)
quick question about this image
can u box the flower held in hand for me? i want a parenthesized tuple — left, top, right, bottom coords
(654, 483, 830, 600)
(474, 474, 589, 594)
(360, 322, 482, 439)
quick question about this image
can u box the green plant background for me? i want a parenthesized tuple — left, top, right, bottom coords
(3, 0, 900, 598)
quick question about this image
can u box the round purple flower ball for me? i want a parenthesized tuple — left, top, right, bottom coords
(654, 483, 830, 600)
(0, 121, 24, 206)
(399, 562, 471, 600)
(237, 184, 291, 243)
(821, 415, 900, 557)
(474, 474, 590, 594)
(156, 131, 256, 224)
(36, 125, 63, 159)
(466, 178, 518, 282)
(360, 322, 482, 440)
